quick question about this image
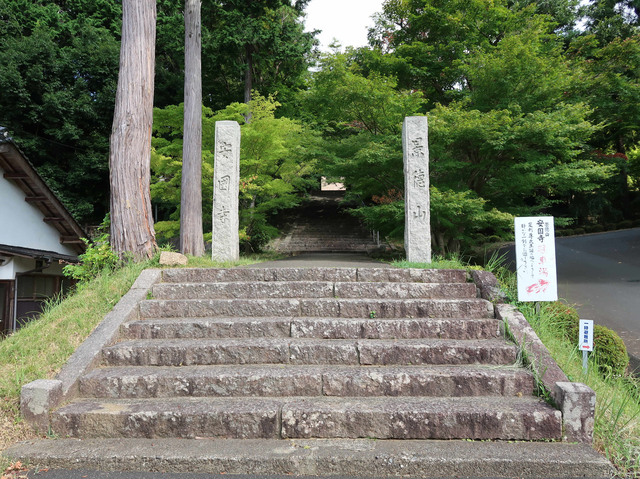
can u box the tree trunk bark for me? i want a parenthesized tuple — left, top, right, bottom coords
(244, 43, 253, 123)
(181, 0, 204, 256)
(109, 0, 157, 260)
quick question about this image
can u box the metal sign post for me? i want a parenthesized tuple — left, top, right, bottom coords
(579, 319, 594, 374)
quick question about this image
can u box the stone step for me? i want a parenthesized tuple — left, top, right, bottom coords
(122, 317, 500, 340)
(101, 338, 517, 367)
(121, 317, 292, 340)
(51, 396, 561, 441)
(138, 298, 494, 319)
(276, 246, 374, 253)
(161, 268, 467, 284)
(2, 438, 614, 477)
(79, 364, 534, 399)
(150, 281, 478, 300)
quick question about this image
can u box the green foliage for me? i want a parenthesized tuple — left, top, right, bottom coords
(593, 325, 629, 377)
(546, 301, 581, 342)
(304, 50, 424, 135)
(0, 0, 121, 222)
(63, 216, 119, 283)
(150, 93, 316, 249)
(617, 220, 633, 229)
(592, 224, 605, 233)
(430, 188, 513, 254)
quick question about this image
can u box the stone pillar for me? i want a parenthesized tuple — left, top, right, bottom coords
(212, 121, 240, 262)
(403, 116, 431, 263)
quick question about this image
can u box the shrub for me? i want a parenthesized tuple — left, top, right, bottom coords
(555, 229, 566, 237)
(63, 216, 120, 283)
(633, 219, 640, 228)
(592, 224, 604, 233)
(488, 235, 502, 243)
(605, 223, 617, 231)
(573, 228, 585, 235)
(583, 226, 594, 233)
(563, 229, 575, 236)
(545, 301, 580, 342)
(593, 325, 629, 376)
(617, 220, 633, 230)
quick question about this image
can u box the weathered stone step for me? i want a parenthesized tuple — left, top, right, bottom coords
(122, 317, 292, 339)
(139, 298, 493, 319)
(151, 281, 477, 300)
(281, 396, 562, 440)
(51, 396, 561, 440)
(101, 338, 517, 367)
(79, 364, 534, 399)
(122, 317, 500, 340)
(161, 268, 467, 284)
(2, 438, 614, 477)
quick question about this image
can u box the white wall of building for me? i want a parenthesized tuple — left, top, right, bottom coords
(0, 256, 67, 281)
(0, 165, 78, 257)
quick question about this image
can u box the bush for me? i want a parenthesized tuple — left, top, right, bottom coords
(573, 228, 585, 235)
(605, 223, 617, 231)
(63, 216, 120, 283)
(488, 235, 502, 243)
(592, 224, 604, 233)
(563, 229, 575, 236)
(593, 325, 629, 376)
(617, 220, 633, 230)
(584, 225, 595, 233)
(546, 301, 580, 342)
(633, 219, 640, 228)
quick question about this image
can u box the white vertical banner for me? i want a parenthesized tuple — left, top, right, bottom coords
(515, 217, 558, 302)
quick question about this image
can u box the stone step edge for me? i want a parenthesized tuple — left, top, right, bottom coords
(150, 281, 478, 300)
(138, 298, 495, 320)
(51, 395, 561, 441)
(1, 438, 612, 477)
(161, 268, 469, 284)
(79, 364, 534, 398)
(120, 316, 501, 340)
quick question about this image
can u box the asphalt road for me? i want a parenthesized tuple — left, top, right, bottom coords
(500, 228, 640, 371)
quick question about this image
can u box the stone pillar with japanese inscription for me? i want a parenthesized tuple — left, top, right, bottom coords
(212, 121, 240, 261)
(403, 116, 431, 263)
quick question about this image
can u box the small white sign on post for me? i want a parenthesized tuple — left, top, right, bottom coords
(579, 319, 594, 374)
(515, 217, 558, 302)
(579, 319, 594, 352)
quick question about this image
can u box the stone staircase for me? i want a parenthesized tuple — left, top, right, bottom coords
(270, 192, 379, 253)
(49, 267, 562, 442)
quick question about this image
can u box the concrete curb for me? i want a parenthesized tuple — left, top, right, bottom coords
(2, 438, 613, 477)
(20, 269, 163, 431)
(495, 303, 595, 444)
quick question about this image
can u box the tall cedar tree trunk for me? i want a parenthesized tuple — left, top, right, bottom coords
(109, 0, 157, 260)
(244, 43, 253, 123)
(181, 0, 204, 255)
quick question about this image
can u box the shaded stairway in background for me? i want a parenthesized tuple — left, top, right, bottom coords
(269, 191, 379, 253)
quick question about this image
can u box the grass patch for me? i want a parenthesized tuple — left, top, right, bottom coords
(392, 253, 481, 271)
(0, 252, 275, 466)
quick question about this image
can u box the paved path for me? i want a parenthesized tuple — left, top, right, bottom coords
(244, 252, 395, 268)
(500, 229, 640, 372)
(24, 471, 608, 479)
